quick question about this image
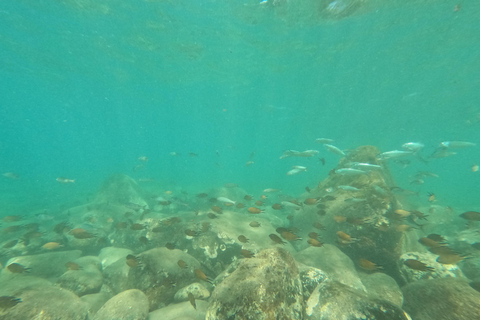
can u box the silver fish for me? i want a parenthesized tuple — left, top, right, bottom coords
(324, 144, 345, 156)
(287, 166, 307, 175)
(378, 150, 413, 160)
(335, 168, 368, 176)
(217, 197, 236, 204)
(280, 201, 302, 209)
(440, 141, 476, 148)
(263, 188, 281, 193)
(280, 150, 319, 159)
(350, 162, 382, 171)
(429, 148, 457, 159)
(402, 142, 424, 152)
(337, 185, 360, 192)
(315, 138, 334, 144)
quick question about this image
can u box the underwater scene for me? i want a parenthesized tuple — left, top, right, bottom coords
(1, 0, 480, 319)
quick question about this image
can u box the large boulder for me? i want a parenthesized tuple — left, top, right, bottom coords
(149, 300, 208, 320)
(359, 272, 403, 307)
(402, 277, 480, 320)
(206, 247, 303, 320)
(57, 256, 103, 296)
(92, 289, 149, 320)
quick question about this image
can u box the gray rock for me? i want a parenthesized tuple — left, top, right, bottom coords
(359, 272, 404, 307)
(0, 285, 89, 320)
(174, 282, 210, 302)
(206, 247, 303, 320)
(403, 277, 480, 320)
(95, 174, 148, 207)
(81, 292, 113, 317)
(102, 254, 131, 295)
(2, 250, 82, 281)
(459, 255, 480, 280)
(57, 256, 103, 296)
(99, 247, 133, 269)
(307, 280, 410, 320)
(148, 300, 208, 320)
(298, 263, 328, 299)
(295, 244, 366, 291)
(93, 289, 149, 320)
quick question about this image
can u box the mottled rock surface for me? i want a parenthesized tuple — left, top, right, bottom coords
(399, 252, 464, 283)
(402, 277, 480, 320)
(206, 247, 303, 320)
(307, 280, 410, 320)
(295, 245, 366, 291)
(92, 289, 149, 320)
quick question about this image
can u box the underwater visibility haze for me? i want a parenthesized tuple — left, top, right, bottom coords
(0, 0, 480, 319)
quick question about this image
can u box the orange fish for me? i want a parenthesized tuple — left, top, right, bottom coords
(269, 234, 286, 245)
(271, 203, 283, 210)
(307, 238, 323, 247)
(427, 192, 436, 202)
(248, 207, 264, 214)
(194, 269, 213, 284)
(42, 242, 62, 250)
(337, 231, 358, 244)
(304, 198, 318, 205)
(333, 215, 347, 223)
(358, 258, 382, 271)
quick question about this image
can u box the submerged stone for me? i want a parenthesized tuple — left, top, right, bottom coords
(206, 247, 303, 320)
(92, 289, 149, 320)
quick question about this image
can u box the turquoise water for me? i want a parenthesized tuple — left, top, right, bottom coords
(0, 1, 479, 218)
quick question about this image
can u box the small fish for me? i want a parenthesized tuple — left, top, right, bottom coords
(287, 166, 307, 175)
(244, 195, 253, 201)
(248, 207, 264, 214)
(304, 198, 318, 205)
(427, 234, 446, 243)
(308, 232, 319, 239)
(394, 209, 411, 218)
(2, 240, 18, 248)
(427, 193, 436, 202)
(130, 223, 145, 231)
(0, 296, 22, 310)
(188, 292, 196, 309)
(169, 152, 180, 156)
(337, 185, 360, 192)
(56, 177, 75, 183)
(472, 164, 479, 172)
(165, 242, 176, 250)
(271, 203, 283, 210)
(416, 171, 439, 179)
(245, 161, 255, 166)
(280, 230, 302, 241)
(324, 144, 345, 156)
(440, 141, 476, 148)
(211, 205, 223, 213)
(319, 158, 326, 165)
(429, 148, 457, 159)
(249, 221, 261, 227)
(2, 172, 19, 179)
(238, 235, 249, 243)
(196, 193, 209, 198)
(189, 152, 198, 157)
(138, 156, 148, 161)
(315, 138, 334, 144)
(217, 197, 236, 205)
(335, 168, 368, 176)
(126, 254, 140, 268)
(263, 188, 281, 193)
(460, 211, 480, 221)
(255, 200, 264, 206)
(395, 224, 415, 232)
(240, 249, 255, 258)
(269, 233, 286, 245)
(307, 238, 323, 247)
(344, 197, 366, 203)
(402, 142, 424, 152)
(358, 258, 383, 271)
(7, 263, 31, 274)
(279, 150, 319, 159)
(194, 269, 214, 284)
(378, 150, 413, 160)
(177, 259, 188, 269)
(185, 229, 198, 237)
(42, 242, 62, 250)
(2, 215, 23, 222)
(336, 231, 358, 244)
(313, 222, 325, 230)
(65, 261, 82, 270)
(404, 259, 434, 271)
(350, 162, 382, 171)
(418, 237, 444, 248)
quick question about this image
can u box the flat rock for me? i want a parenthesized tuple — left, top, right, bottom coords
(148, 300, 208, 320)
(402, 277, 480, 320)
(206, 247, 303, 320)
(295, 245, 366, 291)
(92, 289, 149, 320)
